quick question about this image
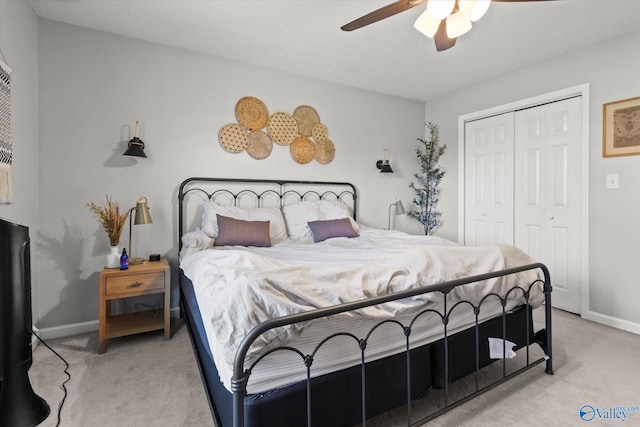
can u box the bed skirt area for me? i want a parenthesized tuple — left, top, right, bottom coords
(180, 272, 539, 427)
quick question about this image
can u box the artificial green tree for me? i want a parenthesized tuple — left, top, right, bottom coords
(409, 122, 446, 235)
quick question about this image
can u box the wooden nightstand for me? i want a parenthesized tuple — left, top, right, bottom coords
(98, 258, 170, 353)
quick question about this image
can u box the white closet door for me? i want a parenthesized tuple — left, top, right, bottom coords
(464, 112, 515, 246)
(514, 96, 584, 313)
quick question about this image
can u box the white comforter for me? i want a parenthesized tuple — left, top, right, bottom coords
(180, 227, 543, 368)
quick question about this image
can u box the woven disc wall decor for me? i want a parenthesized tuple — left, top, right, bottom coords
(219, 123, 250, 153)
(311, 123, 328, 142)
(314, 138, 335, 164)
(235, 96, 269, 130)
(293, 105, 320, 136)
(290, 136, 316, 164)
(247, 131, 273, 160)
(267, 112, 299, 145)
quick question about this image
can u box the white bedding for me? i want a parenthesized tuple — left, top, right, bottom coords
(180, 226, 544, 393)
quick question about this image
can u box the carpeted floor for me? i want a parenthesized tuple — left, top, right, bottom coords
(29, 309, 640, 426)
(30, 320, 212, 427)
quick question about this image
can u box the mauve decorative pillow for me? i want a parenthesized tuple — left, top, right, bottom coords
(283, 200, 359, 240)
(201, 202, 288, 244)
(307, 218, 359, 242)
(214, 215, 271, 247)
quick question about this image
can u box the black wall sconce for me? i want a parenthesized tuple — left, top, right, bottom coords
(123, 120, 147, 158)
(376, 148, 394, 173)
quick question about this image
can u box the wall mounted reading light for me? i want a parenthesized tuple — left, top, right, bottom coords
(123, 121, 147, 158)
(388, 198, 406, 230)
(128, 196, 152, 265)
(376, 148, 394, 173)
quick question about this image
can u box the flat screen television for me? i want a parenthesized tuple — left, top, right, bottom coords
(0, 217, 50, 427)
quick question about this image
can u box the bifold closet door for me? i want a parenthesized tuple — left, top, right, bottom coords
(464, 112, 515, 246)
(514, 96, 584, 314)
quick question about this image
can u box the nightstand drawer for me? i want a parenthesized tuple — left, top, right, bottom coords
(105, 271, 165, 296)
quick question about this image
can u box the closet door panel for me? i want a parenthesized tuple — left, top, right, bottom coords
(524, 148, 541, 207)
(464, 112, 514, 245)
(514, 97, 583, 313)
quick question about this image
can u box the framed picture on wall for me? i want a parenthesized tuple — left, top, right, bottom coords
(603, 95, 640, 157)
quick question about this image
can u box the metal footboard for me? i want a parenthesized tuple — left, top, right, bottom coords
(231, 263, 552, 427)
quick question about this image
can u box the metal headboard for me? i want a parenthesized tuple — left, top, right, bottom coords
(177, 177, 358, 251)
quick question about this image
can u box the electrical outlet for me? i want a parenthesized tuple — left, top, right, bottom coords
(606, 174, 619, 189)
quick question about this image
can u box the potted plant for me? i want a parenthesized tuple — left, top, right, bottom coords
(87, 195, 129, 268)
(409, 122, 446, 235)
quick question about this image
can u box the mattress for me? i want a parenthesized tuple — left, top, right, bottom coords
(180, 227, 545, 394)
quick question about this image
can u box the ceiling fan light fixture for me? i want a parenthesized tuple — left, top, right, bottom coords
(414, 9, 441, 38)
(458, 0, 476, 16)
(446, 11, 472, 38)
(470, 0, 491, 22)
(426, 0, 456, 20)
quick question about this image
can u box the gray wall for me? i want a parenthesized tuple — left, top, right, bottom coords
(36, 19, 425, 332)
(0, 2, 40, 319)
(11, 10, 640, 336)
(426, 30, 640, 332)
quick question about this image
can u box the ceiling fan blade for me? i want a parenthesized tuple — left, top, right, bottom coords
(491, 0, 556, 2)
(434, 20, 456, 52)
(341, 0, 426, 31)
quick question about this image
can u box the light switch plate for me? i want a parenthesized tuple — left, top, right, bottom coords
(606, 174, 619, 189)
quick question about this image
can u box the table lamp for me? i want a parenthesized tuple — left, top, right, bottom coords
(128, 196, 152, 265)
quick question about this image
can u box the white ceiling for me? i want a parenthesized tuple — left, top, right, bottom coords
(29, 0, 640, 102)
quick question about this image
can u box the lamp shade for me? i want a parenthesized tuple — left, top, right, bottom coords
(379, 163, 393, 173)
(123, 137, 147, 158)
(134, 197, 152, 225)
(414, 9, 441, 38)
(446, 10, 472, 38)
(470, 0, 491, 22)
(427, 0, 456, 20)
(388, 198, 406, 229)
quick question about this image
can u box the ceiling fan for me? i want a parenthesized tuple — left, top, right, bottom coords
(341, 0, 554, 52)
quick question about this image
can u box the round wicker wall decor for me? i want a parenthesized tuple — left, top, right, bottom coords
(293, 105, 320, 137)
(219, 123, 250, 153)
(247, 131, 273, 160)
(290, 136, 316, 164)
(267, 112, 299, 145)
(235, 96, 269, 130)
(314, 138, 335, 164)
(311, 123, 328, 143)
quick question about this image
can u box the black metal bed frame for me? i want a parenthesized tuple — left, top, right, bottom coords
(177, 177, 553, 427)
(232, 264, 552, 427)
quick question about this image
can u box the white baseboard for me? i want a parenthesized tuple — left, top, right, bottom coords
(32, 325, 40, 349)
(36, 307, 182, 340)
(585, 311, 640, 335)
(39, 319, 99, 340)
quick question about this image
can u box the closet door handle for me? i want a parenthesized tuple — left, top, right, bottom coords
(548, 215, 555, 221)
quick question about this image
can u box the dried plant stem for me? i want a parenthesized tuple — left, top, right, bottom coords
(86, 195, 129, 246)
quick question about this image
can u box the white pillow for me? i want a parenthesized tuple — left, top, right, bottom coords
(282, 200, 359, 240)
(180, 229, 214, 260)
(202, 202, 288, 244)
